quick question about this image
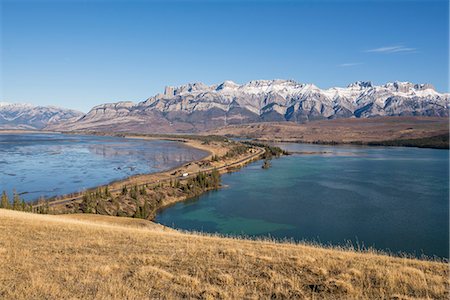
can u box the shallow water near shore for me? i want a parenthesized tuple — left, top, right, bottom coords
(0, 133, 207, 201)
(156, 143, 449, 258)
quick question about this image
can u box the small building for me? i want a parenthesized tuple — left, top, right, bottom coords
(182, 173, 189, 177)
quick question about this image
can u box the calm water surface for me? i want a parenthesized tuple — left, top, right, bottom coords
(0, 133, 207, 201)
(157, 143, 449, 258)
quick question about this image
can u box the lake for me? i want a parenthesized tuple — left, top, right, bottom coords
(0, 133, 207, 201)
(156, 143, 449, 258)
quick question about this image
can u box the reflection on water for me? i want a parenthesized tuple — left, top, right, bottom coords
(0, 133, 207, 201)
(157, 143, 449, 258)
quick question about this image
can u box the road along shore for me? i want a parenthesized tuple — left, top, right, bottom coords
(33, 134, 267, 219)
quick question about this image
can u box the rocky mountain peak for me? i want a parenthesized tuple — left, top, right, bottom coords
(347, 81, 373, 89)
(40, 79, 450, 133)
(244, 79, 298, 88)
(215, 80, 239, 91)
(0, 103, 83, 130)
(382, 81, 437, 93)
(413, 83, 435, 91)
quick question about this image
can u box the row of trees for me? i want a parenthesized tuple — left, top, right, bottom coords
(79, 169, 222, 219)
(223, 145, 249, 159)
(242, 141, 290, 159)
(180, 170, 221, 196)
(1, 191, 33, 212)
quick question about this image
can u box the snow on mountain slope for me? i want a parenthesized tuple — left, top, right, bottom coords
(0, 102, 83, 130)
(46, 79, 450, 133)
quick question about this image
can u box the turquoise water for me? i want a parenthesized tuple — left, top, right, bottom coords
(0, 133, 207, 201)
(156, 143, 449, 258)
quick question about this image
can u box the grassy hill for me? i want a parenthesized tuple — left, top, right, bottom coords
(0, 209, 447, 299)
(207, 116, 449, 149)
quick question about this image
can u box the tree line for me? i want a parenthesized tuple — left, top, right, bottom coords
(79, 169, 222, 220)
(1, 190, 34, 212)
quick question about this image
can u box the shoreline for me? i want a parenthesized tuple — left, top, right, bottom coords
(252, 134, 449, 150)
(6, 129, 445, 213)
(30, 132, 266, 218)
(2, 208, 448, 299)
(2, 131, 211, 203)
(0, 129, 61, 134)
(3, 128, 447, 149)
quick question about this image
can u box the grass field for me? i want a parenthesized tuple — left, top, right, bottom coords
(208, 116, 449, 148)
(0, 209, 448, 299)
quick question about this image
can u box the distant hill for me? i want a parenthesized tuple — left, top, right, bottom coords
(46, 79, 449, 133)
(207, 116, 449, 149)
(0, 102, 83, 130)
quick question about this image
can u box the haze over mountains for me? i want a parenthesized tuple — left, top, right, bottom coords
(2, 80, 449, 132)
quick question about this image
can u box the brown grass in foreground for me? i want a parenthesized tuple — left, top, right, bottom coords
(0, 209, 448, 299)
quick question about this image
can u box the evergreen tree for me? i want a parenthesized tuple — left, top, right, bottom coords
(44, 200, 50, 214)
(142, 200, 149, 219)
(130, 185, 138, 200)
(81, 192, 94, 213)
(12, 190, 21, 211)
(211, 169, 221, 187)
(1, 191, 10, 209)
(133, 203, 142, 218)
(140, 186, 147, 196)
(104, 186, 111, 197)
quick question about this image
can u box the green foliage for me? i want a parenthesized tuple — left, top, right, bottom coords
(133, 204, 143, 219)
(35, 197, 49, 214)
(0, 190, 33, 212)
(130, 185, 138, 200)
(180, 169, 221, 197)
(104, 186, 111, 197)
(121, 185, 128, 195)
(12, 190, 21, 211)
(1, 191, 10, 209)
(140, 186, 147, 196)
(243, 141, 289, 159)
(81, 191, 96, 213)
(142, 200, 149, 219)
(364, 134, 449, 149)
(262, 159, 272, 169)
(174, 179, 180, 189)
(224, 145, 249, 158)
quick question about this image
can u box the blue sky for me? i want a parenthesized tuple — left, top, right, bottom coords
(1, 0, 448, 112)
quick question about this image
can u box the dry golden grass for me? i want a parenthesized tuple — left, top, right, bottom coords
(207, 116, 449, 143)
(0, 209, 448, 299)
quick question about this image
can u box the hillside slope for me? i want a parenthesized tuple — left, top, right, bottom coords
(208, 116, 449, 145)
(0, 209, 447, 299)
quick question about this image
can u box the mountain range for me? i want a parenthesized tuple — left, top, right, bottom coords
(0, 102, 83, 130)
(2, 80, 449, 132)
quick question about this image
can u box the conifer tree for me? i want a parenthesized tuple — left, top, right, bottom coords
(104, 186, 111, 197)
(44, 200, 50, 214)
(142, 200, 149, 219)
(140, 186, 147, 196)
(211, 169, 221, 187)
(1, 191, 10, 209)
(122, 185, 128, 195)
(81, 192, 94, 213)
(12, 190, 21, 211)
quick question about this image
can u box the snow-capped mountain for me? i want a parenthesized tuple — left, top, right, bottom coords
(0, 102, 83, 130)
(47, 79, 449, 133)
